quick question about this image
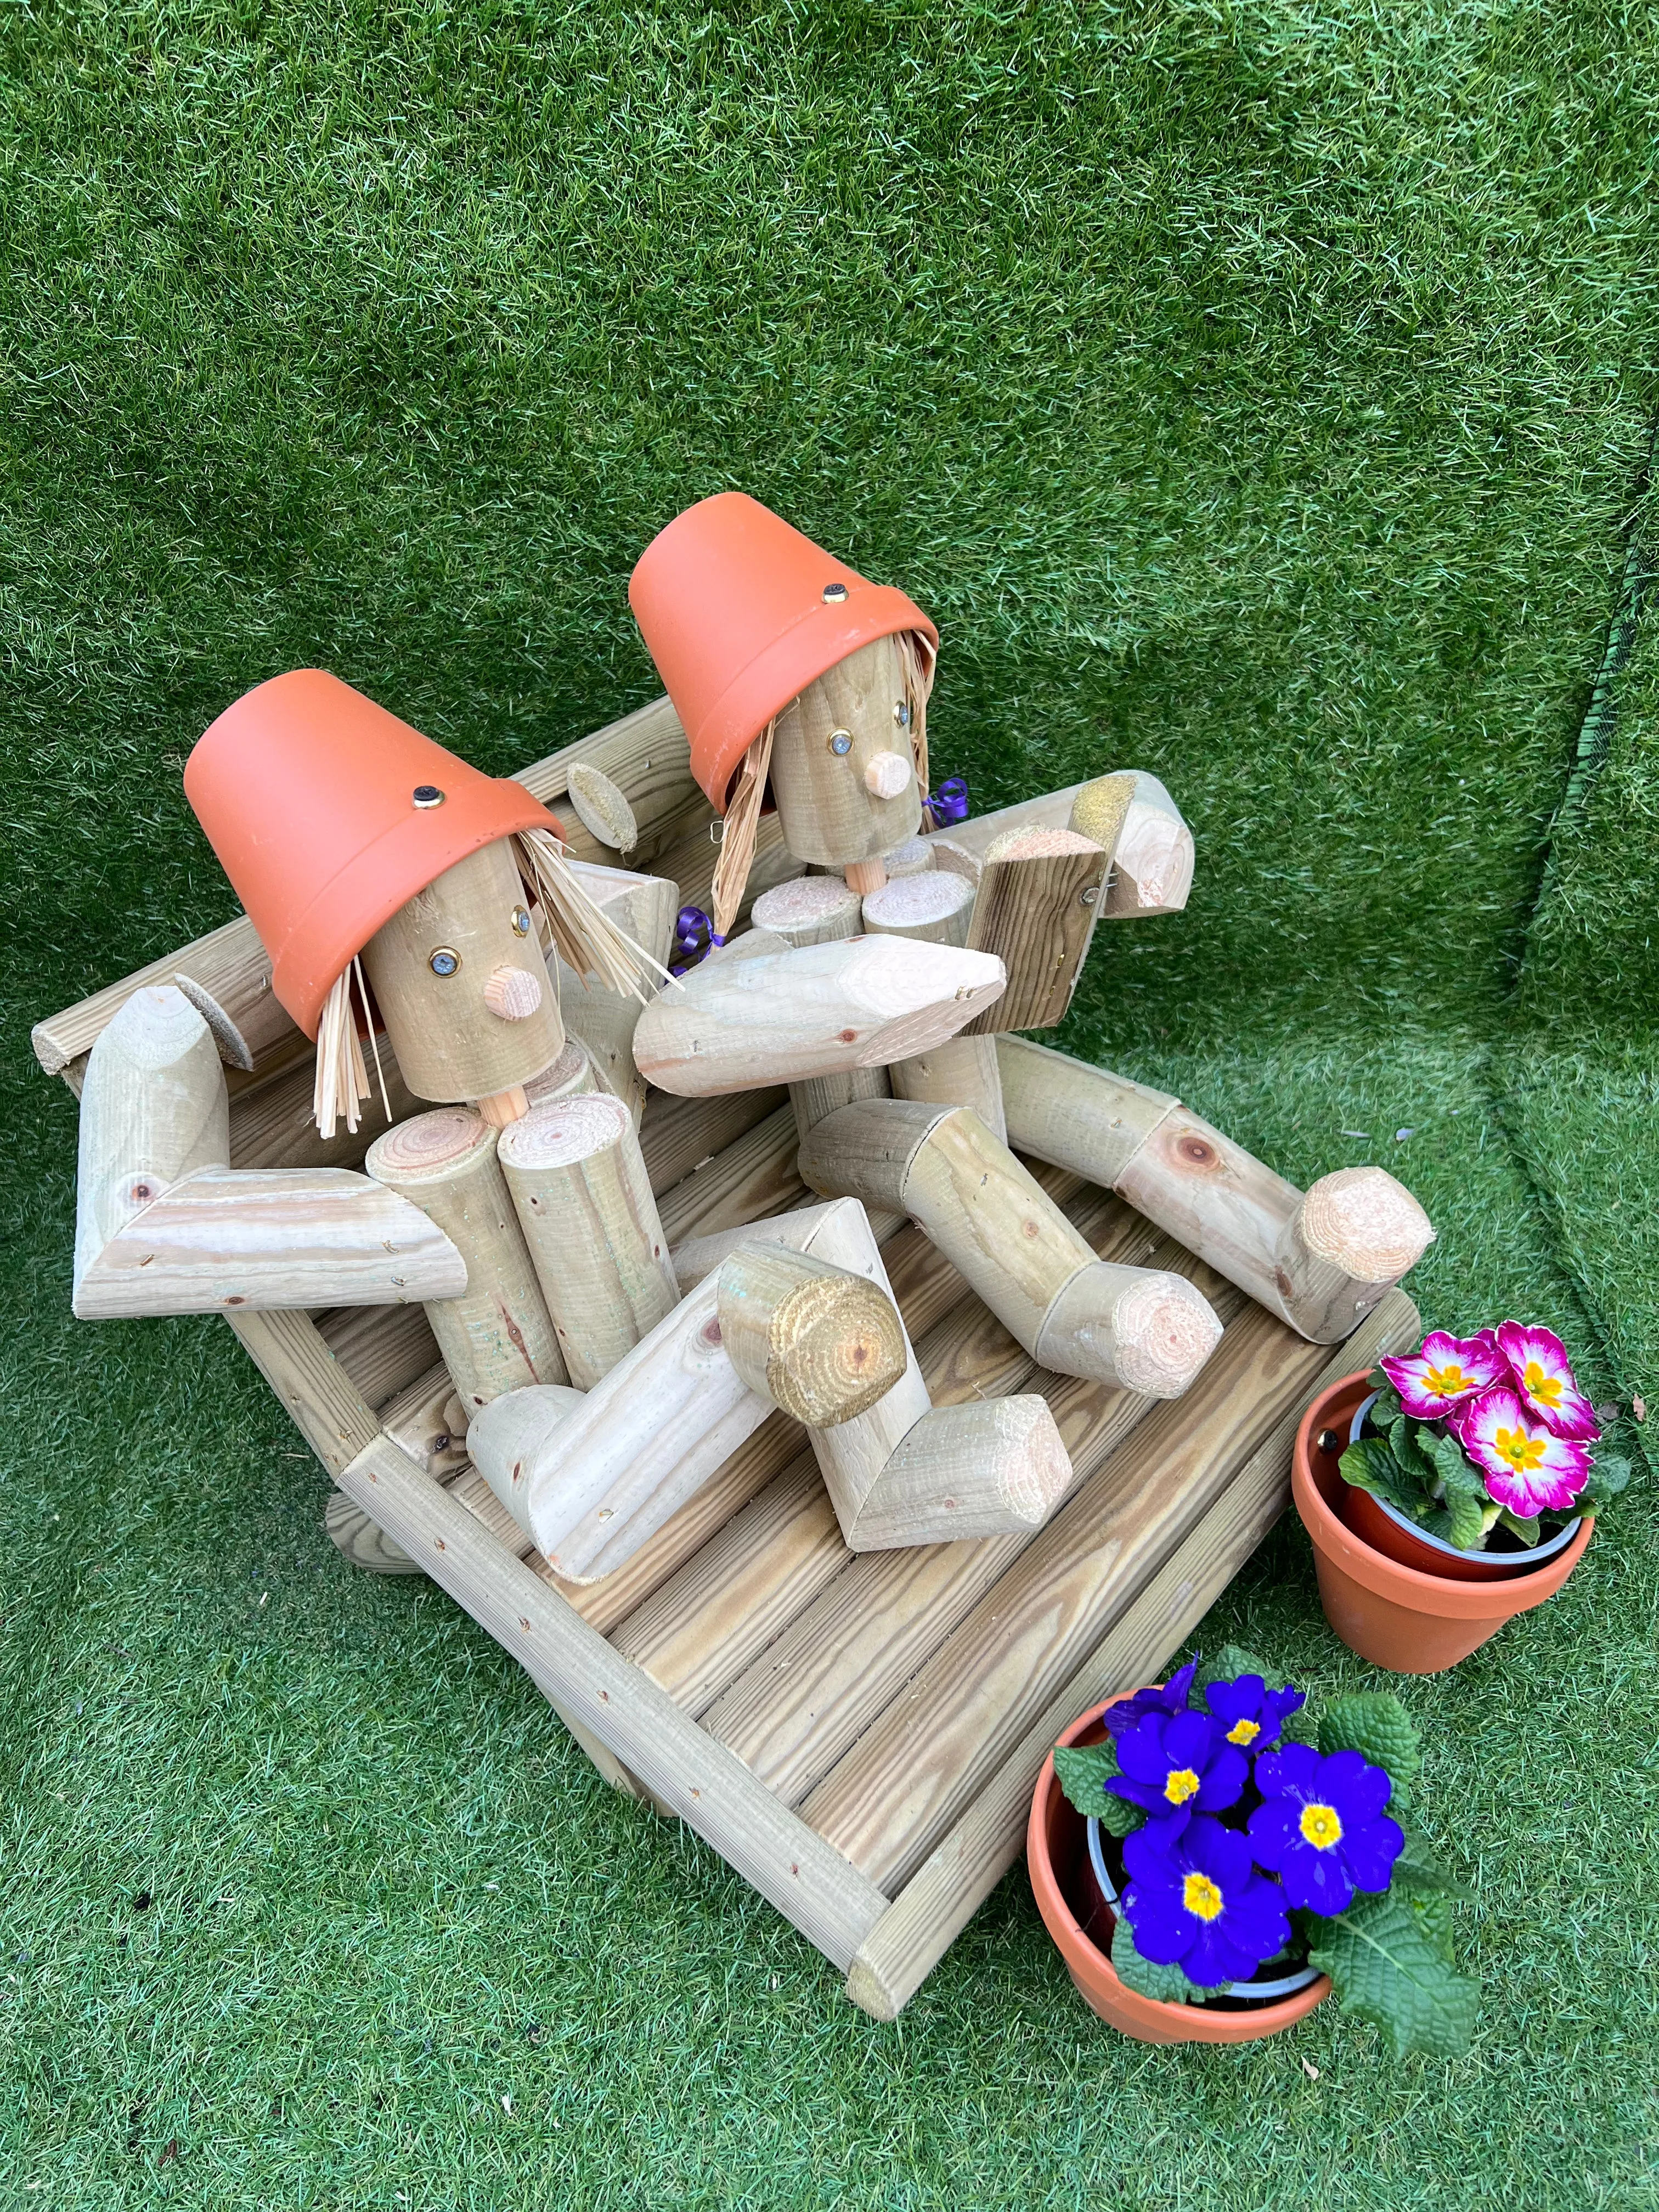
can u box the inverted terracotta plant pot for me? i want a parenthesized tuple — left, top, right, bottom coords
(184, 670, 559, 1037)
(1026, 1696, 1330, 2046)
(1292, 1373, 1594, 1674)
(629, 492, 937, 812)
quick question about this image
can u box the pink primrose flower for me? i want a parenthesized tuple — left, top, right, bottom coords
(1453, 1386, 1592, 1518)
(1494, 1321, 1600, 1442)
(1380, 1330, 1506, 1421)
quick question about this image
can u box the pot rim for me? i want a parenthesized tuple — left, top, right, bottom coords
(1349, 1391, 1584, 1567)
(1294, 1373, 1594, 1620)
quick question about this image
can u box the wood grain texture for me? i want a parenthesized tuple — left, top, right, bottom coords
(768, 635, 920, 865)
(514, 693, 699, 867)
(634, 936, 1006, 1097)
(316, 1301, 440, 1415)
(889, 1034, 1006, 1144)
(654, 1105, 808, 1246)
(34, 913, 297, 1081)
(860, 871, 974, 947)
(961, 840, 1108, 1034)
(229, 1039, 420, 1172)
(750, 876, 864, 949)
(366, 1107, 567, 1407)
(335, 1431, 888, 1970)
(841, 1288, 1422, 2017)
(552, 864, 679, 1127)
(789, 1064, 890, 1147)
(498, 1092, 678, 1389)
(1098, 770, 1194, 916)
(995, 1036, 1178, 1192)
(799, 1297, 1347, 1891)
(225, 1308, 382, 1476)
(847, 1395, 1072, 1549)
(653, 810, 804, 928)
(638, 1084, 789, 1198)
(717, 1243, 907, 1428)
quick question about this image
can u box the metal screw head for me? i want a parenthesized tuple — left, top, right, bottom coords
(428, 947, 460, 977)
(1316, 1429, 1341, 1455)
(511, 905, 532, 937)
(893, 700, 911, 726)
(827, 730, 854, 757)
(412, 785, 445, 809)
(821, 582, 849, 604)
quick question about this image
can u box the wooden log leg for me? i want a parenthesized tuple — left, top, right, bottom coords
(498, 1091, 679, 1388)
(751, 877, 864, 949)
(366, 1107, 569, 1412)
(1098, 771, 1194, 917)
(799, 1099, 1222, 1396)
(791, 1065, 890, 1146)
(467, 1383, 590, 1538)
(860, 872, 974, 948)
(843, 1396, 1071, 1550)
(552, 864, 680, 1127)
(996, 1037, 1435, 1343)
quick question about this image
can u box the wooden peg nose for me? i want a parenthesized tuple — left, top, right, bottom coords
(863, 751, 913, 799)
(484, 964, 544, 1021)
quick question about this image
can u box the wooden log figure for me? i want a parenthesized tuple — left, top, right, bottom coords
(630, 493, 939, 931)
(631, 934, 1006, 1096)
(798, 1097, 1223, 1398)
(996, 1037, 1435, 1342)
(716, 1242, 907, 1427)
(547, 862, 680, 1125)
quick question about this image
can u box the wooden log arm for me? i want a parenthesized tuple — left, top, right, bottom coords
(74, 986, 465, 1318)
(996, 1036, 1435, 1343)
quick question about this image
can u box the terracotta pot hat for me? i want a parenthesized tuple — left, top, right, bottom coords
(629, 492, 939, 812)
(184, 670, 561, 1039)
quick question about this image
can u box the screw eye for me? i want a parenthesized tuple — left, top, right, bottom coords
(412, 785, 445, 809)
(828, 730, 854, 757)
(511, 906, 532, 936)
(429, 947, 460, 977)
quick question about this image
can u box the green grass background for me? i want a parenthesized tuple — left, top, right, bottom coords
(4, 3, 1658, 2204)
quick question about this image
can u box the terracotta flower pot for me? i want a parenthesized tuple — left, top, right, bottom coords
(1345, 1483, 1583, 1584)
(185, 670, 558, 1037)
(1292, 1373, 1594, 1674)
(629, 492, 937, 812)
(1026, 1697, 1330, 2046)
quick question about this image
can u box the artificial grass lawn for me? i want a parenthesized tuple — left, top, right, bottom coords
(4, 2, 1659, 2205)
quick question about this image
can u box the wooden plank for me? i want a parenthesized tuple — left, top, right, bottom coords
(229, 1043, 422, 1173)
(32, 913, 294, 1081)
(335, 1432, 889, 1971)
(315, 1302, 440, 1414)
(655, 1106, 808, 1246)
(639, 1085, 788, 1198)
(224, 1309, 380, 1478)
(652, 810, 805, 927)
(962, 842, 1109, 1035)
(798, 1297, 1355, 1893)
(702, 1248, 1235, 1803)
(842, 1290, 1421, 2018)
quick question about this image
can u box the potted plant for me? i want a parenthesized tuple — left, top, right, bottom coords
(1293, 1323, 1629, 1673)
(1028, 1650, 1479, 2052)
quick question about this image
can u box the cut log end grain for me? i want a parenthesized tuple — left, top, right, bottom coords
(979, 825, 1102, 864)
(524, 1037, 598, 1108)
(1108, 1271, 1227, 1400)
(496, 1090, 632, 1172)
(717, 1243, 907, 1429)
(751, 876, 864, 947)
(172, 971, 257, 1071)
(878, 836, 935, 879)
(565, 763, 640, 853)
(483, 964, 545, 1022)
(365, 1107, 491, 1181)
(862, 751, 914, 800)
(1295, 1167, 1435, 1284)
(860, 872, 974, 943)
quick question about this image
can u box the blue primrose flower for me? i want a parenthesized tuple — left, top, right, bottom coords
(1101, 1660, 1199, 1739)
(1246, 1743, 1404, 1915)
(1105, 1707, 1249, 1822)
(1203, 1673, 1306, 1754)
(1121, 1815, 1291, 1987)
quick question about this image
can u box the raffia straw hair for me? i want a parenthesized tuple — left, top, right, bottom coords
(897, 629, 935, 800)
(710, 716, 775, 945)
(312, 964, 373, 1140)
(513, 827, 670, 1003)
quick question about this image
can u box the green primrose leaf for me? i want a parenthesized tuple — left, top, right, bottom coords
(1197, 1645, 1290, 1697)
(1307, 1891, 1479, 2056)
(1098, 1790, 1147, 1839)
(1424, 1427, 1485, 1498)
(1391, 1823, 1470, 1900)
(1052, 1741, 1119, 1818)
(1110, 1915, 1199, 2006)
(1408, 1889, 1459, 1967)
(1318, 1692, 1420, 1805)
(1386, 1415, 1441, 1494)
(1339, 1439, 1418, 1517)
(1589, 1453, 1630, 1498)
(1498, 1508, 1542, 1547)
(1442, 1483, 1488, 1550)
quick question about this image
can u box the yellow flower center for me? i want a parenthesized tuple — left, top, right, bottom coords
(1300, 1801, 1344, 1850)
(1494, 1423, 1547, 1473)
(1523, 1360, 1562, 1409)
(1424, 1362, 1469, 1398)
(1183, 1871, 1224, 1922)
(1226, 1717, 1261, 1746)
(1164, 1767, 1202, 1805)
